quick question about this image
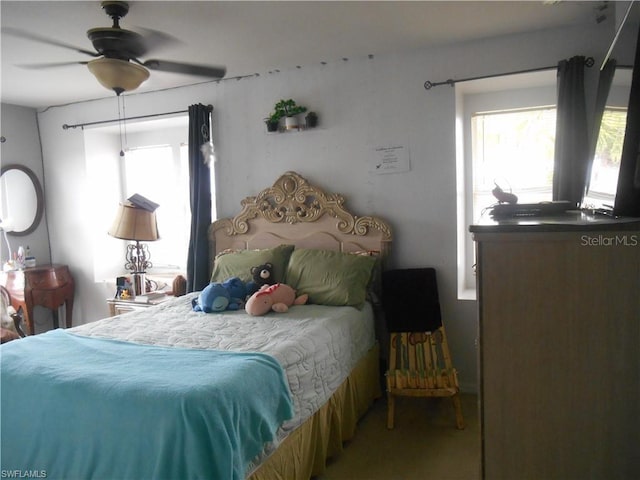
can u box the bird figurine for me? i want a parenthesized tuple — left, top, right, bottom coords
(492, 182, 518, 204)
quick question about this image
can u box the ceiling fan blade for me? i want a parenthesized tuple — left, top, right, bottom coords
(2, 27, 99, 58)
(133, 26, 183, 54)
(17, 61, 88, 70)
(143, 59, 226, 79)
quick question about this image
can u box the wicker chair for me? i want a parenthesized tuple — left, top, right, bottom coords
(382, 268, 464, 430)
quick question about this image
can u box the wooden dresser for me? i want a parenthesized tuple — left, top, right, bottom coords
(0, 264, 75, 335)
(471, 213, 640, 479)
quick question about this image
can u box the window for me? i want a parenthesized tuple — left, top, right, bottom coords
(456, 70, 631, 300)
(85, 115, 216, 283)
(455, 71, 557, 299)
(123, 144, 190, 271)
(471, 107, 556, 222)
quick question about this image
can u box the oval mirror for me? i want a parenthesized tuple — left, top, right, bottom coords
(0, 164, 44, 236)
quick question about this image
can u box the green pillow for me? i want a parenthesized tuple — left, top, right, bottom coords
(211, 244, 294, 283)
(285, 249, 377, 308)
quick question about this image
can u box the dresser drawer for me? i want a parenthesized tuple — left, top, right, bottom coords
(26, 269, 71, 290)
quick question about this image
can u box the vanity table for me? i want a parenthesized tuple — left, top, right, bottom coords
(0, 264, 75, 335)
(471, 212, 640, 479)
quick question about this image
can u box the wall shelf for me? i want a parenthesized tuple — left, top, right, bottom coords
(266, 126, 320, 134)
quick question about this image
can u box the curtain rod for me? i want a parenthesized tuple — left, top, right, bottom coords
(62, 104, 213, 130)
(423, 57, 594, 91)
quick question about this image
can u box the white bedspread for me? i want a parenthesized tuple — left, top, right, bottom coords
(72, 293, 376, 432)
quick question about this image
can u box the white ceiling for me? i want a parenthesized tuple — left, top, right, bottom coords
(0, 1, 621, 109)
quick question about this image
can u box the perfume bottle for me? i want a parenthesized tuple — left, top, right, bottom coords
(16, 246, 25, 269)
(25, 245, 36, 268)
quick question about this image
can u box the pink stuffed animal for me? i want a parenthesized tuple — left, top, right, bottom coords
(245, 283, 308, 316)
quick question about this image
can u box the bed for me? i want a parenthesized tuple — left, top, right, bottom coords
(0, 171, 392, 479)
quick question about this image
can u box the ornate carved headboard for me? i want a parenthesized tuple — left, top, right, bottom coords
(209, 171, 392, 272)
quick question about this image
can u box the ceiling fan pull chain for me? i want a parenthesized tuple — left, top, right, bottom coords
(122, 94, 128, 151)
(117, 94, 125, 157)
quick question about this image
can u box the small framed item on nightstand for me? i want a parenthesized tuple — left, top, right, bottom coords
(115, 276, 133, 299)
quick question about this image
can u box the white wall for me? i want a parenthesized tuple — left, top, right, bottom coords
(0, 104, 57, 332)
(0, 104, 50, 266)
(34, 21, 633, 392)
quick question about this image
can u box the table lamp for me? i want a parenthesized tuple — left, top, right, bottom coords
(108, 201, 159, 296)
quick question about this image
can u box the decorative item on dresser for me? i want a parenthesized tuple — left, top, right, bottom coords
(108, 196, 159, 296)
(0, 264, 74, 335)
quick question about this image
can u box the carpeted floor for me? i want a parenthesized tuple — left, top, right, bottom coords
(316, 393, 480, 480)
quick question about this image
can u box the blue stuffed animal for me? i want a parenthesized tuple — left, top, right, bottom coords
(222, 277, 248, 310)
(192, 277, 248, 313)
(192, 283, 230, 313)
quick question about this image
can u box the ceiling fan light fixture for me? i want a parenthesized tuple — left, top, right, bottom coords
(87, 57, 149, 94)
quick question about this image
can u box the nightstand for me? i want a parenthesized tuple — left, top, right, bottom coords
(1, 264, 75, 335)
(106, 296, 171, 317)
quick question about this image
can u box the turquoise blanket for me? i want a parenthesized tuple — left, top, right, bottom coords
(1, 330, 293, 480)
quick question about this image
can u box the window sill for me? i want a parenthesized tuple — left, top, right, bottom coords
(458, 287, 477, 301)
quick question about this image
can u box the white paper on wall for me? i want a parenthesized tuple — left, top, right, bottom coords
(370, 145, 410, 174)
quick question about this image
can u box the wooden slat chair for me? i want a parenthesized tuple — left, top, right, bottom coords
(382, 268, 464, 430)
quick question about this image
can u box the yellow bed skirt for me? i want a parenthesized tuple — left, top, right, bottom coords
(249, 343, 382, 480)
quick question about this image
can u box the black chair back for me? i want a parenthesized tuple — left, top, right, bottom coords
(381, 268, 442, 333)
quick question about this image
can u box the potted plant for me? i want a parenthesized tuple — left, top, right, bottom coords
(274, 99, 307, 130)
(264, 112, 281, 132)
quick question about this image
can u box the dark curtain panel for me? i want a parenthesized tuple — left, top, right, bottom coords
(186, 104, 212, 293)
(552, 56, 589, 205)
(585, 59, 617, 193)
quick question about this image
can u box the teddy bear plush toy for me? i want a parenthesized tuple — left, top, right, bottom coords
(245, 283, 308, 316)
(246, 262, 275, 296)
(192, 277, 248, 313)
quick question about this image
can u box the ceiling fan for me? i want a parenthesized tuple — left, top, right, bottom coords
(4, 0, 226, 95)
